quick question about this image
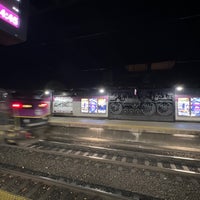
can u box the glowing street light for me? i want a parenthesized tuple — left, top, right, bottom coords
(176, 86, 183, 91)
(44, 90, 50, 95)
(99, 88, 105, 93)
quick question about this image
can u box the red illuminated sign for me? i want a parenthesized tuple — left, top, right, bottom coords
(0, 3, 20, 28)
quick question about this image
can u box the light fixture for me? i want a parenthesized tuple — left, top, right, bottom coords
(176, 86, 183, 91)
(99, 88, 105, 93)
(44, 90, 50, 95)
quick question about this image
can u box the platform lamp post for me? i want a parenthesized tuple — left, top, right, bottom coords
(174, 85, 184, 99)
(174, 85, 185, 119)
(44, 89, 54, 115)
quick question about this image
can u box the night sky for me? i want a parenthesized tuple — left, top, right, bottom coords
(1, 0, 200, 90)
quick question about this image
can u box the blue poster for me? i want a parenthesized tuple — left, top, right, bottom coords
(191, 98, 200, 116)
(89, 98, 97, 113)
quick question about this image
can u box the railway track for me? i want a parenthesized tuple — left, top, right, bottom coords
(0, 165, 161, 200)
(0, 140, 200, 200)
(26, 140, 200, 179)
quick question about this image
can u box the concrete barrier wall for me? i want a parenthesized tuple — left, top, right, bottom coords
(108, 88, 175, 122)
(52, 88, 175, 122)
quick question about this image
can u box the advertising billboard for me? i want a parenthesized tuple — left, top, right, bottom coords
(89, 98, 97, 113)
(176, 95, 200, 121)
(98, 98, 106, 113)
(53, 96, 73, 113)
(191, 98, 200, 117)
(81, 98, 89, 113)
(177, 97, 190, 116)
(81, 97, 107, 114)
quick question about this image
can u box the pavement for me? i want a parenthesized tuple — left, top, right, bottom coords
(48, 116, 200, 135)
(48, 116, 200, 152)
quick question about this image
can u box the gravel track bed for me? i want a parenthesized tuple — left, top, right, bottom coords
(0, 145, 199, 200)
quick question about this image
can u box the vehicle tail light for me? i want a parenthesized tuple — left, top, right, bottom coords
(38, 103, 48, 108)
(22, 104, 32, 108)
(12, 103, 23, 109)
(12, 103, 33, 109)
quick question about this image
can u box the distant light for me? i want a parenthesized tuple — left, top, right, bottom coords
(12, 6, 19, 13)
(176, 86, 183, 91)
(99, 88, 105, 93)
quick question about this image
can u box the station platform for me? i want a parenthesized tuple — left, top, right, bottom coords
(48, 117, 200, 152)
(48, 116, 200, 135)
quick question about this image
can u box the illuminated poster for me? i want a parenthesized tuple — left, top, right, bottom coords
(98, 98, 106, 113)
(81, 98, 89, 113)
(177, 98, 190, 116)
(53, 97, 73, 113)
(89, 98, 97, 113)
(191, 98, 200, 116)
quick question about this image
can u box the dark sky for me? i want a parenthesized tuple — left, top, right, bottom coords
(1, 0, 200, 90)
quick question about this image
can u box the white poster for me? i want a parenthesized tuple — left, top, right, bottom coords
(81, 98, 89, 113)
(177, 97, 190, 116)
(53, 96, 73, 113)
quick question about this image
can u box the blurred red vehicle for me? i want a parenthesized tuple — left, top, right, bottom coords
(10, 90, 51, 128)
